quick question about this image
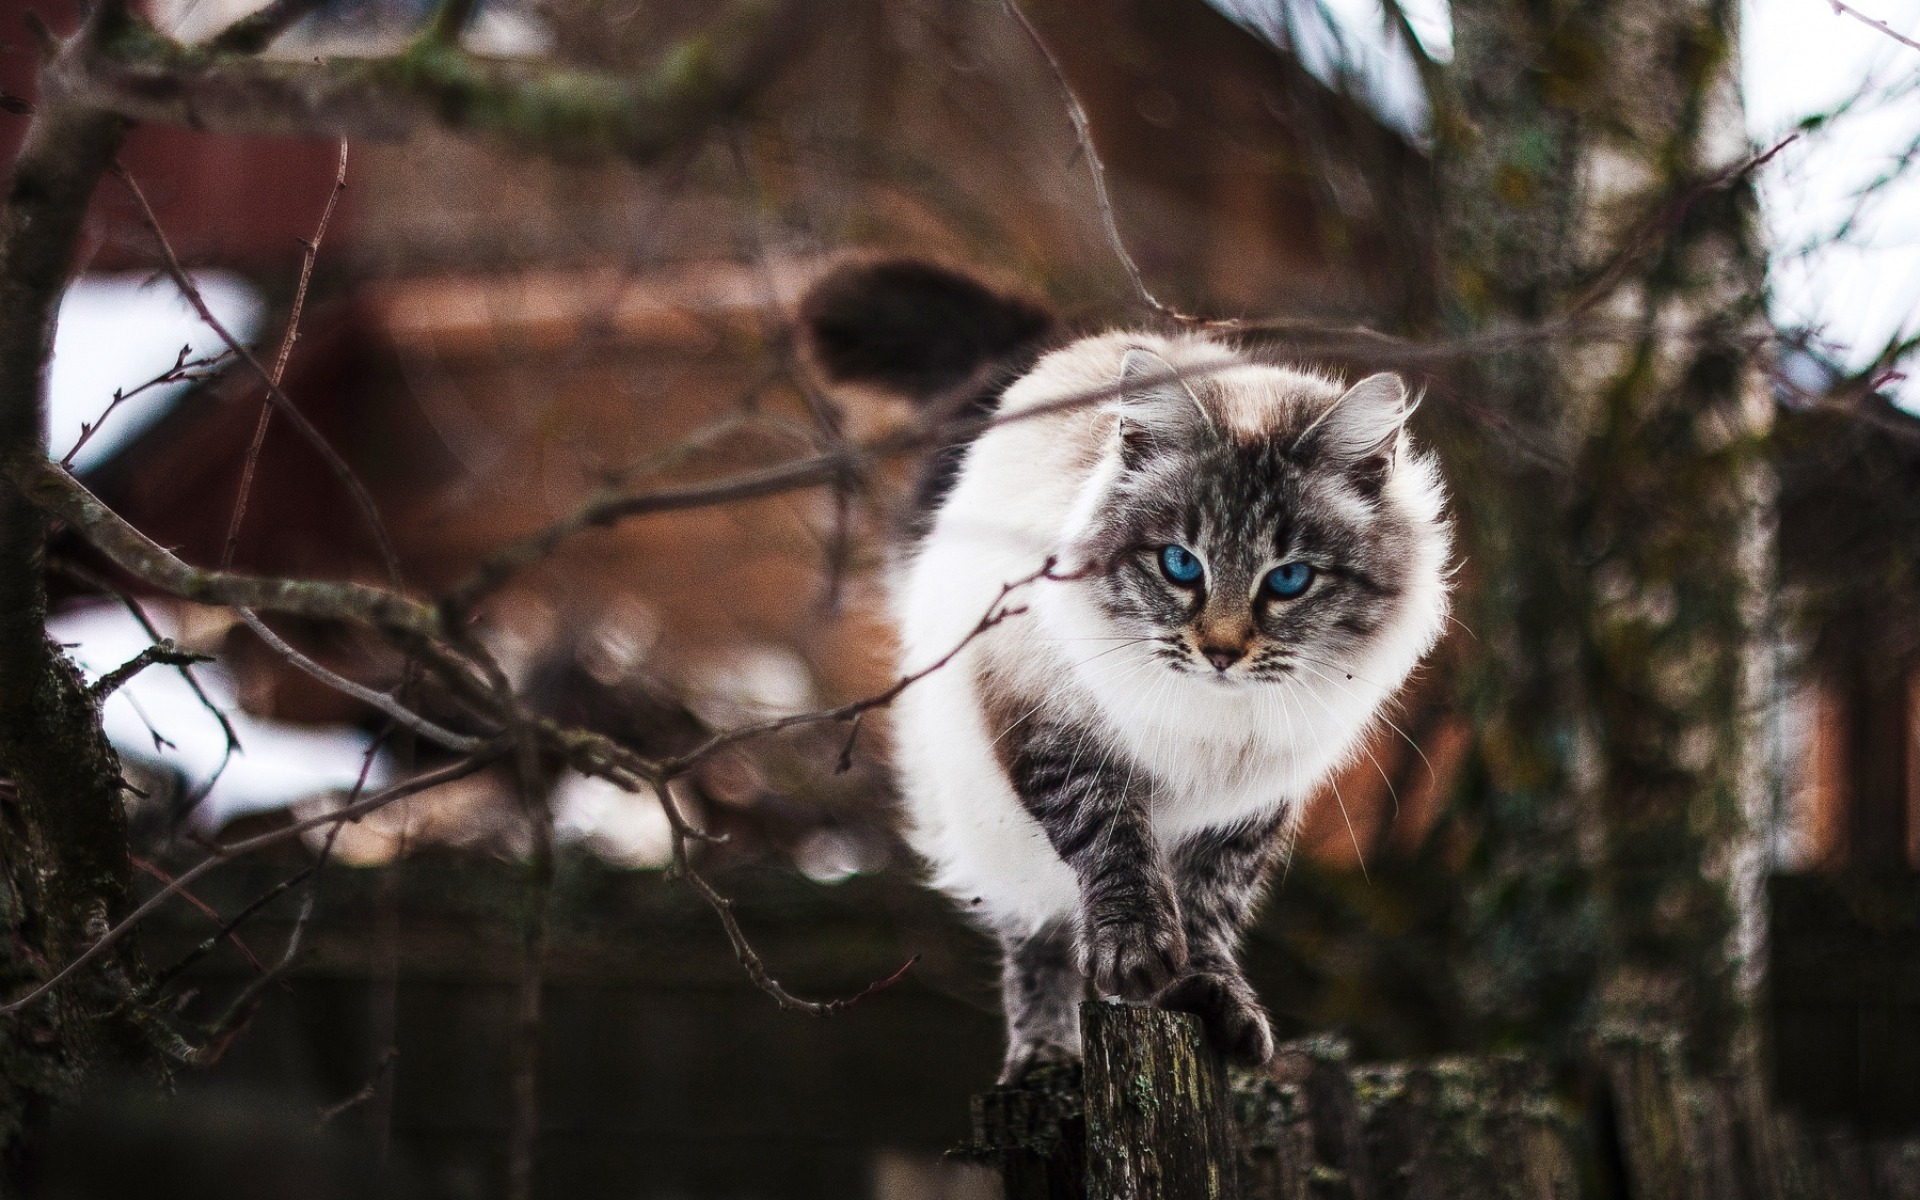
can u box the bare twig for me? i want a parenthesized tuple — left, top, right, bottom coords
(89, 639, 210, 699)
(234, 609, 493, 753)
(136, 864, 313, 1000)
(222, 140, 349, 571)
(1567, 135, 1800, 316)
(439, 363, 1235, 614)
(659, 781, 918, 1017)
(0, 751, 504, 1017)
(111, 162, 406, 592)
(205, 0, 335, 54)
(657, 559, 1073, 774)
(1001, 0, 1216, 324)
(1826, 0, 1920, 53)
(441, 451, 858, 618)
(51, 558, 244, 801)
(317, 1048, 398, 1126)
(130, 855, 278, 981)
(60, 344, 233, 469)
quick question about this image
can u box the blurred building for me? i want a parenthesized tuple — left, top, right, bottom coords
(15, 0, 1911, 895)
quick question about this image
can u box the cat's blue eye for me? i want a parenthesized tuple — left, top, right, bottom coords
(1159, 544, 1204, 585)
(1264, 561, 1314, 599)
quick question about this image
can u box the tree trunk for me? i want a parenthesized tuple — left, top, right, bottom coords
(0, 30, 157, 1175)
(1432, 0, 1771, 1069)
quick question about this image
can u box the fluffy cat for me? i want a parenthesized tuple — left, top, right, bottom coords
(800, 261, 1451, 1082)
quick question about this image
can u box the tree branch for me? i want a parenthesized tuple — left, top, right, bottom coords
(17, 459, 441, 637)
(1827, 0, 1920, 54)
(112, 160, 405, 591)
(89, 639, 210, 700)
(223, 139, 349, 570)
(0, 752, 503, 1017)
(204, 0, 334, 55)
(77, 1, 815, 165)
(234, 609, 492, 753)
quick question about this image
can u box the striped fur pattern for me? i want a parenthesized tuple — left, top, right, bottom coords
(799, 263, 1451, 1082)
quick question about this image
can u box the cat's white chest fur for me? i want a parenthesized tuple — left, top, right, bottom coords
(884, 330, 1448, 937)
(889, 595, 1379, 935)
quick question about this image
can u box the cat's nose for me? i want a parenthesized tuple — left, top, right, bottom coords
(1201, 645, 1244, 672)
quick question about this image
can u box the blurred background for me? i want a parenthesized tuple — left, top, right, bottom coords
(4, 0, 1919, 1195)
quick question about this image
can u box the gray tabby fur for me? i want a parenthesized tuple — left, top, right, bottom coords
(799, 264, 1451, 1082)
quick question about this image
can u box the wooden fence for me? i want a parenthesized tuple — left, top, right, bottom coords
(963, 1003, 1920, 1200)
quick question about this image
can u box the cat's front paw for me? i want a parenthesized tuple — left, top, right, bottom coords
(1158, 970, 1275, 1066)
(1081, 902, 1188, 1000)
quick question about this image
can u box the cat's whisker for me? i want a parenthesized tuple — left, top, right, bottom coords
(1289, 661, 1403, 822)
(1291, 655, 1437, 790)
(1325, 759, 1371, 884)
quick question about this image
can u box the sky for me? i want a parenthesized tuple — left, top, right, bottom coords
(46, 272, 263, 472)
(1209, 0, 1920, 410)
(1744, 0, 1920, 411)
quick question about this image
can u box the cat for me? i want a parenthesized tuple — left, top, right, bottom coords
(800, 260, 1451, 1083)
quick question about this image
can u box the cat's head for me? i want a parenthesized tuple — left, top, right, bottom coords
(1057, 345, 1450, 695)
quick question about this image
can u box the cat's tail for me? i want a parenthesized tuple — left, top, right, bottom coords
(798, 259, 1056, 533)
(797, 259, 1054, 408)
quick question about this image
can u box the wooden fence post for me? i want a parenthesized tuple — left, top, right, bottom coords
(962, 1003, 1920, 1199)
(964, 1002, 1237, 1199)
(1081, 1002, 1239, 1199)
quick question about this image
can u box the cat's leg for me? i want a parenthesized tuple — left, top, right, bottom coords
(997, 921, 1086, 1085)
(1158, 812, 1289, 1065)
(1002, 716, 1188, 1001)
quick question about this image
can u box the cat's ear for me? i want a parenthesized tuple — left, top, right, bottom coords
(1114, 348, 1213, 470)
(1303, 372, 1412, 491)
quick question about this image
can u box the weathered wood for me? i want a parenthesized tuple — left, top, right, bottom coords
(964, 1063, 1086, 1200)
(1234, 1038, 1579, 1200)
(970, 1030, 1582, 1200)
(968, 1011, 1920, 1199)
(1081, 1002, 1239, 1199)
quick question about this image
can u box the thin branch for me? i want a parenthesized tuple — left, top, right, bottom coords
(89, 638, 210, 699)
(223, 139, 348, 571)
(656, 559, 1073, 775)
(77, 1, 815, 165)
(205, 0, 334, 55)
(1827, 0, 1920, 53)
(0, 751, 504, 1017)
(659, 781, 918, 1017)
(17, 459, 440, 638)
(1000, 0, 1215, 324)
(438, 363, 1226, 617)
(111, 162, 406, 592)
(178, 731, 379, 1064)
(136, 863, 313, 999)
(235, 609, 493, 753)
(130, 854, 281, 981)
(442, 449, 854, 618)
(316, 1048, 398, 1126)
(60, 344, 232, 469)
(51, 559, 244, 798)
(1567, 135, 1800, 316)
